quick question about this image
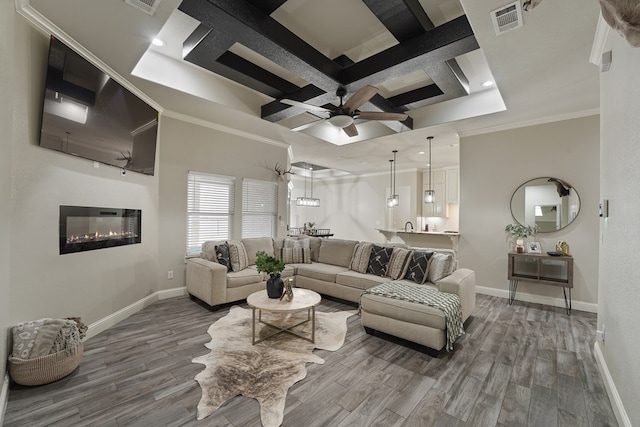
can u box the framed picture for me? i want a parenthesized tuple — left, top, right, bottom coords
(527, 241, 542, 253)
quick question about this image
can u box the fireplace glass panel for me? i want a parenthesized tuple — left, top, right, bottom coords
(60, 206, 141, 254)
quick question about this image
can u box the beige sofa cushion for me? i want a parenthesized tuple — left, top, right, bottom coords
(318, 239, 359, 267)
(335, 270, 390, 290)
(296, 263, 349, 283)
(226, 267, 263, 288)
(241, 237, 275, 265)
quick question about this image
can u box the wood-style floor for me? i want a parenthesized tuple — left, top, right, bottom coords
(5, 293, 619, 426)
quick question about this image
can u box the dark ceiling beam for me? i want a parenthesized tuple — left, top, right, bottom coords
(362, 0, 429, 42)
(179, 0, 341, 93)
(341, 15, 478, 87)
(388, 84, 443, 107)
(216, 52, 299, 97)
(184, 28, 289, 97)
(243, 0, 286, 15)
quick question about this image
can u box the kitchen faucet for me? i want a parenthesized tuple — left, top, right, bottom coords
(404, 221, 414, 232)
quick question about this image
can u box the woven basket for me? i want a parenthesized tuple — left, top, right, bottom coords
(8, 343, 83, 386)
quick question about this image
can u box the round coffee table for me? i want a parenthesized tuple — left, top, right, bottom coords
(246, 288, 321, 345)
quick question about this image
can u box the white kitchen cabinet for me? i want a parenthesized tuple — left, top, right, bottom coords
(423, 170, 446, 217)
(446, 168, 459, 203)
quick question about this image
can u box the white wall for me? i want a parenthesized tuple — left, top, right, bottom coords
(459, 116, 600, 308)
(157, 116, 290, 290)
(598, 29, 640, 425)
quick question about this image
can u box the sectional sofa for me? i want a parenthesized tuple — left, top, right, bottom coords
(186, 236, 476, 351)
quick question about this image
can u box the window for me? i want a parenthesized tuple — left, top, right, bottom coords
(242, 178, 278, 238)
(187, 171, 235, 255)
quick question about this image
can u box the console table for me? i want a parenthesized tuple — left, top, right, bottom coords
(507, 252, 574, 315)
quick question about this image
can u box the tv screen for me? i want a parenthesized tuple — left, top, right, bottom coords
(39, 36, 158, 175)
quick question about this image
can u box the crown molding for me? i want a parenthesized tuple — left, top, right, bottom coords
(590, 12, 611, 66)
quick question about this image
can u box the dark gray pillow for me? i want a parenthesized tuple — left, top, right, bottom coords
(404, 250, 434, 284)
(215, 242, 232, 272)
(366, 245, 394, 277)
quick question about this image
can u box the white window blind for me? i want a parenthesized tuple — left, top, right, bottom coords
(187, 171, 235, 255)
(242, 178, 278, 238)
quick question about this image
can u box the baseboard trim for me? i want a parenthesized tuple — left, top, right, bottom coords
(594, 341, 632, 427)
(476, 286, 597, 313)
(85, 287, 187, 340)
(0, 373, 9, 427)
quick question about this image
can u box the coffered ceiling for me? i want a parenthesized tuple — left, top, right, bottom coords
(19, 0, 601, 176)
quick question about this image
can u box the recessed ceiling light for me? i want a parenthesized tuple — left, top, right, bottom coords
(418, 151, 425, 155)
(152, 38, 166, 47)
(481, 80, 494, 87)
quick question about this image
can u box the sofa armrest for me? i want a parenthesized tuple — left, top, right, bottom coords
(437, 268, 476, 321)
(186, 258, 228, 306)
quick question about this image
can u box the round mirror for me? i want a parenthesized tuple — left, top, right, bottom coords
(510, 177, 580, 233)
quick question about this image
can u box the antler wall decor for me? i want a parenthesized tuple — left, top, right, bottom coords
(274, 163, 294, 178)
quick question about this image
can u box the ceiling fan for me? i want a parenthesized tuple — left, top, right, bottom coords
(280, 86, 408, 137)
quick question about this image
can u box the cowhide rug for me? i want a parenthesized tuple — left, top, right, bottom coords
(193, 306, 356, 426)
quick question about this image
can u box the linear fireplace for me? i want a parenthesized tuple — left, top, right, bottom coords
(59, 205, 141, 254)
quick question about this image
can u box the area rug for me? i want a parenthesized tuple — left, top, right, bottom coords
(193, 306, 356, 426)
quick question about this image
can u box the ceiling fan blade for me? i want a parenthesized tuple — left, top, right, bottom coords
(342, 123, 358, 137)
(357, 111, 408, 121)
(342, 85, 379, 111)
(280, 98, 332, 113)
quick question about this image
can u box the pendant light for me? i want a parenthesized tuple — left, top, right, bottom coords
(424, 137, 435, 203)
(387, 150, 399, 207)
(296, 162, 320, 207)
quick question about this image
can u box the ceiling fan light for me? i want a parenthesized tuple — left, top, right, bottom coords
(328, 115, 354, 128)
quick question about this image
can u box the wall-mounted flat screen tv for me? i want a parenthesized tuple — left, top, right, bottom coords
(39, 36, 158, 175)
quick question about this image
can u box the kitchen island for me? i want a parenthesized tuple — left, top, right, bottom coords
(376, 229, 460, 251)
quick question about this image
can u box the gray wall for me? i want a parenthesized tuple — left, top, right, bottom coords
(459, 116, 600, 309)
(1, 0, 15, 386)
(6, 18, 161, 327)
(157, 116, 289, 290)
(599, 29, 640, 424)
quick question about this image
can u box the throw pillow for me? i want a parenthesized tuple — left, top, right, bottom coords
(386, 247, 413, 280)
(366, 245, 394, 277)
(350, 242, 373, 273)
(404, 250, 434, 284)
(215, 242, 232, 272)
(427, 252, 456, 283)
(228, 241, 249, 272)
(281, 247, 311, 264)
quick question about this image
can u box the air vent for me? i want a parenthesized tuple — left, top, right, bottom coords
(490, 1, 523, 35)
(125, 0, 161, 15)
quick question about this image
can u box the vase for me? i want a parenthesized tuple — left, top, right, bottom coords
(266, 274, 284, 299)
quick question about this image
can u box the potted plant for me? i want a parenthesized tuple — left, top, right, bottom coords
(255, 251, 286, 298)
(504, 223, 539, 253)
(303, 222, 316, 235)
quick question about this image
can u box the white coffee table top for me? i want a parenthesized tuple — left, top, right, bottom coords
(247, 288, 321, 312)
